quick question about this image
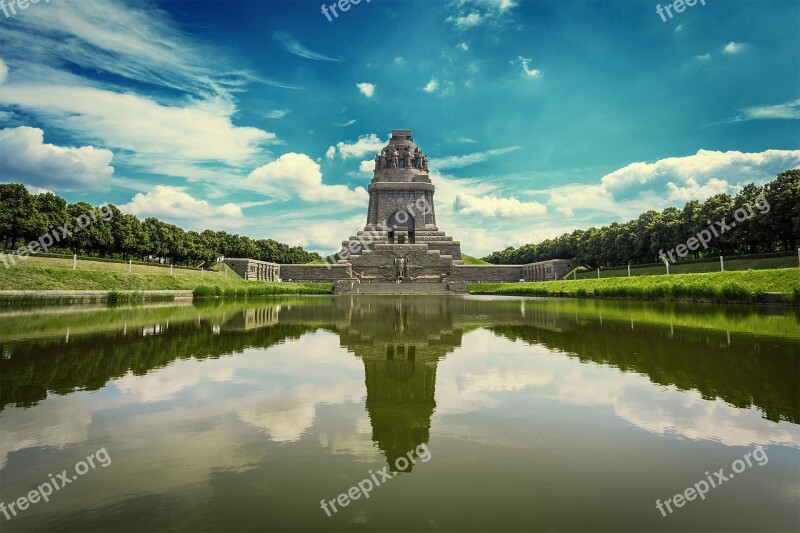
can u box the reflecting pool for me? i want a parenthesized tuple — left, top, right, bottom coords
(1, 296, 798, 531)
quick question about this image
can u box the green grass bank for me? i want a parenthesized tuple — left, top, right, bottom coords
(469, 268, 800, 304)
(0, 257, 333, 297)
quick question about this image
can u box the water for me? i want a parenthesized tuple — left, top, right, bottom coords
(1, 296, 798, 532)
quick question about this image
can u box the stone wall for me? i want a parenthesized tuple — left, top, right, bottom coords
(452, 259, 575, 283)
(349, 244, 452, 283)
(224, 258, 281, 281)
(521, 259, 575, 281)
(280, 264, 353, 282)
(451, 265, 524, 282)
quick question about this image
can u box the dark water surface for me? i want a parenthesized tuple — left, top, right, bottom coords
(1, 296, 798, 532)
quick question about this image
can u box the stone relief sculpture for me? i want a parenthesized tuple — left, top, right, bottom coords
(372, 143, 429, 172)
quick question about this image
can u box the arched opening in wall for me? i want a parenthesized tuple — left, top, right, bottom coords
(386, 210, 415, 244)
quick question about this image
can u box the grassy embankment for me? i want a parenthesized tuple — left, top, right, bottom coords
(573, 252, 798, 278)
(469, 269, 800, 303)
(461, 253, 491, 265)
(0, 256, 333, 296)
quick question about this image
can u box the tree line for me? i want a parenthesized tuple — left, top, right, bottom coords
(0, 184, 321, 265)
(482, 170, 800, 267)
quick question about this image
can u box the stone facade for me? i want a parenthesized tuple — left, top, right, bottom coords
(451, 259, 575, 283)
(280, 264, 353, 281)
(224, 258, 281, 281)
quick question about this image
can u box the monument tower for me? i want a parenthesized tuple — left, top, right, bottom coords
(337, 130, 463, 284)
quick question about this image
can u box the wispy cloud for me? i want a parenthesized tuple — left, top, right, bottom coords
(432, 146, 522, 169)
(264, 109, 290, 119)
(512, 56, 541, 78)
(335, 119, 357, 127)
(273, 31, 342, 61)
(737, 99, 800, 121)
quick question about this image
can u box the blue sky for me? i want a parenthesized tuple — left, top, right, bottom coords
(0, 0, 798, 256)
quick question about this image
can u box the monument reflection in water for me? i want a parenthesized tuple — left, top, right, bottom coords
(0, 296, 798, 532)
(338, 297, 460, 471)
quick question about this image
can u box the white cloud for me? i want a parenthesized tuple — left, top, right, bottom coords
(334, 119, 356, 127)
(121, 185, 244, 221)
(325, 146, 336, 159)
(245, 152, 368, 205)
(457, 42, 470, 51)
(446, 0, 517, 29)
(273, 31, 341, 61)
(393, 56, 405, 65)
(264, 109, 290, 119)
(454, 193, 547, 217)
(0, 126, 114, 191)
(448, 12, 484, 28)
(358, 160, 373, 174)
(547, 149, 800, 218)
(555, 206, 574, 217)
(356, 82, 375, 98)
(335, 133, 386, 159)
(693, 53, 711, 62)
(270, 213, 365, 253)
(0, 1, 284, 184)
(432, 145, 521, 169)
(0, 58, 7, 84)
(723, 41, 745, 54)
(740, 99, 800, 120)
(665, 177, 732, 202)
(0, 84, 275, 177)
(513, 56, 541, 78)
(423, 78, 439, 93)
(674, 24, 684, 33)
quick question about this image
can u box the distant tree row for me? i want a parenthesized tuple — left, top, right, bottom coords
(0, 184, 321, 265)
(482, 170, 800, 267)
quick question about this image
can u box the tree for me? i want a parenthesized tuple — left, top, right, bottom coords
(762, 169, 800, 251)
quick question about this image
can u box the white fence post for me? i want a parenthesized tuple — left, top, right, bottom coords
(170, 264, 173, 275)
(73, 254, 76, 270)
(628, 264, 631, 277)
(128, 260, 132, 273)
(720, 255, 724, 272)
(597, 268, 600, 279)
(665, 261, 669, 275)
(201, 267, 204, 277)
